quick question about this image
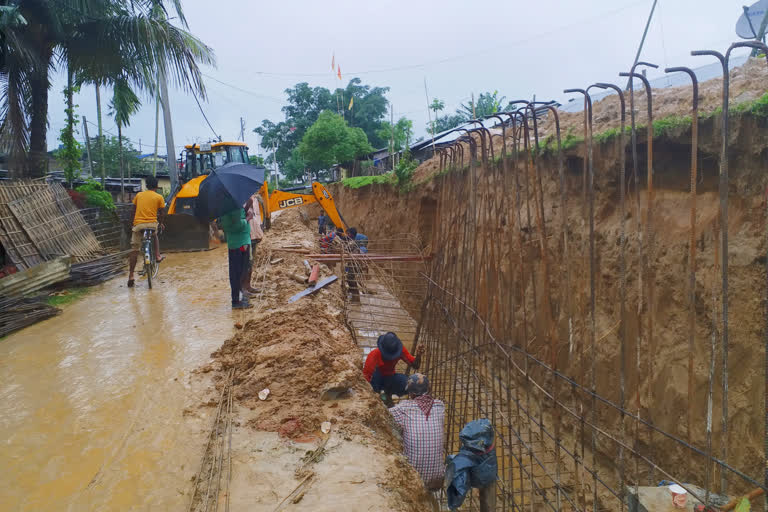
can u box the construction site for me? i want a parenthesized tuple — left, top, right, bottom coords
(3, 1, 768, 509)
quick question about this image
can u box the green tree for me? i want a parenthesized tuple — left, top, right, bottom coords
(248, 155, 265, 166)
(338, 78, 390, 148)
(377, 117, 413, 152)
(108, 77, 141, 188)
(57, 83, 82, 187)
(432, 114, 464, 133)
(457, 91, 513, 120)
(0, 0, 215, 178)
(298, 111, 373, 171)
(430, 98, 445, 116)
(88, 135, 140, 178)
(254, 78, 389, 170)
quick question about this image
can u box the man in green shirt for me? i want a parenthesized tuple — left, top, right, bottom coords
(219, 208, 252, 309)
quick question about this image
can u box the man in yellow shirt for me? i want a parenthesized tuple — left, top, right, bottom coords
(128, 176, 166, 287)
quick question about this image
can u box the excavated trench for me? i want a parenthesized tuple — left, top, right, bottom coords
(331, 111, 768, 508)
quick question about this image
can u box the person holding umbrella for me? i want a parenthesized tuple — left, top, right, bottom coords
(194, 162, 266, 310)
(220, 207, 252, 309)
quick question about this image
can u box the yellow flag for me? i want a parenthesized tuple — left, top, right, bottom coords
(331, 53, 335, 71)
(348, 97, 354, 110)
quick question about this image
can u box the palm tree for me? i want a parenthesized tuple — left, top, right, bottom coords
(0, 0, 215, 178)
(109, 77, 140, 197)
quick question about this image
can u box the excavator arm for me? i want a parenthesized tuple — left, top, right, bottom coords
(258, 181, 349, 233)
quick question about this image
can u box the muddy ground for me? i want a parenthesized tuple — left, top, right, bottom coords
(191, 209, 433, 511)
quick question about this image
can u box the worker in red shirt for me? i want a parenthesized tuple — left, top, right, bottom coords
(363, 332, 422, 400)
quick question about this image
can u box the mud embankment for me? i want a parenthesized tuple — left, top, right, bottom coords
(194, 210, 433, 511)
(332, 111, 768, 497)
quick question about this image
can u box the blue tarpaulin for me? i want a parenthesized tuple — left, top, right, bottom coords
(445, 419, 498, 510)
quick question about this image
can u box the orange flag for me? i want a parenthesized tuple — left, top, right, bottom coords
(348, 97, 354, 110)
(331, 53, 335, 71)
(337, 65, 342, 80)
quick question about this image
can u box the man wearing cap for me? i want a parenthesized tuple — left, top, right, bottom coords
(389, 373, 446, 490)
(363, 332, 422, 400)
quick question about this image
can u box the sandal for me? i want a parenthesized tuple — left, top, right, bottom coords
(127, 279, 135, 288)
(156, 255, 166, 263)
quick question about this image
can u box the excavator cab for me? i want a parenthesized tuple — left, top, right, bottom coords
(161, 142, 250, 251)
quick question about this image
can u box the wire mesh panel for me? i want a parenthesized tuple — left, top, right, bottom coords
(338, 234, 429, 361)
(404, 119, 768, 510)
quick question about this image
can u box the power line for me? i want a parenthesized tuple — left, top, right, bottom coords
(202, 74, 285, 103)
(192, 92, 220, 140)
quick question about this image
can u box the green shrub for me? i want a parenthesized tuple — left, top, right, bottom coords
(341, 172, 395, 189)
(75, 180, 115, 212)
(394, 149, 419, 188)
(652, 115, 692, 137)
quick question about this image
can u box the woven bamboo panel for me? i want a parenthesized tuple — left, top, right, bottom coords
(0, 182, 47, 270)
(8, 184, 102, 263)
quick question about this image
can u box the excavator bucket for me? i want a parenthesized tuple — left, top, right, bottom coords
(160, 214, 215, 252)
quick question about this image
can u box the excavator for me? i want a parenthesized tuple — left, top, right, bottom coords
(256, 181, 348, 233)
(160, 140, 348, 251)
(161, 141, 258, 251)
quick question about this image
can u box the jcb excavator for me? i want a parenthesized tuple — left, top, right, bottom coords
(161, 141, 259, 251)
(160, 140, 349, 251)
(257, 181, 348, 233)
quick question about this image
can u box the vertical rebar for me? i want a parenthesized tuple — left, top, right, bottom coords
(594, 81, 626, 510)
(664, 66, 699, 448)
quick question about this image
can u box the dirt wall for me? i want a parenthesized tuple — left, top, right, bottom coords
(332, 110, 768, 501)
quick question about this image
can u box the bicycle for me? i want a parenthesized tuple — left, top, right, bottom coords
(139, 227, 160, 289)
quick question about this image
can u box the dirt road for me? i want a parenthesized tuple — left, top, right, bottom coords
(0, 248, 238, 511)
(1, 210, 433, 511)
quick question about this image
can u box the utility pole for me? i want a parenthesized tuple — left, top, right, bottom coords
(390, 104, 395, 171)
(424, 78, 435, 155)
(95, 85, 105, 187)
(626, 0, 658, 89)
(153, 81, 160, 177)
(159, 69, 178, 193)
(83, 116, 93, 176)
(240, 117, 246, 142)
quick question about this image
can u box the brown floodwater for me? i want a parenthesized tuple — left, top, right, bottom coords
(0, 247, 243, 511)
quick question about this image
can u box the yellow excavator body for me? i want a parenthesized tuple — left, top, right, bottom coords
(258, 181, 348, 233)
(160, 142, 253, 251)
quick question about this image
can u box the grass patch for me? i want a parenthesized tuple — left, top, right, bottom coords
(340, 173, 395, 189)
(46, 287, 89, 307)
(652, 115, 692, 137)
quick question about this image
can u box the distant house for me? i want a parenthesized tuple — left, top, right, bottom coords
(138, 153, 167, 174)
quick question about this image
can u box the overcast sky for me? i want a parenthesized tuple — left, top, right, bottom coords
(46, 0, 757, 159)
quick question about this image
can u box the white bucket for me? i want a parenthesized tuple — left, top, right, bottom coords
(668, 484, 687, 509)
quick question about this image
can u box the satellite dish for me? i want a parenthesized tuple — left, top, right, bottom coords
(736, 0, 768, 39)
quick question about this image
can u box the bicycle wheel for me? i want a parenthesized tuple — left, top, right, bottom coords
(143, 240, 153, 289)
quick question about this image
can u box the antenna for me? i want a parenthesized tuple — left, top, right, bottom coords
(736, 0, 768, 40)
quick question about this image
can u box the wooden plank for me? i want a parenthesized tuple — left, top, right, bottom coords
(0, 256, 71, 297)
(288, 275, 338, 303)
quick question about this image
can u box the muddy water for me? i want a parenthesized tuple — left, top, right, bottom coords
(0, 247, 242, 511)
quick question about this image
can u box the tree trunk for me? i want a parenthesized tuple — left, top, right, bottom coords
(118, 123, 124, 201)
(27, 51, 51, 179)
(96, 84, 105, 187)
(66, 68, 75, 188)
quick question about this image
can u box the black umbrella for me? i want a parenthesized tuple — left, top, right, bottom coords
(194, 163, 266, 221)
